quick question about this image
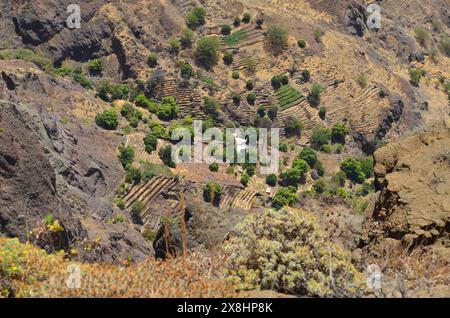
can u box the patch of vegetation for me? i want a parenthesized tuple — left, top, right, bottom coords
(221, 24, 231, 35)
(242, 13, 251, 24)
(222, 30, 248, 46)
(265, 26, 288, 52)
(204, 96, 220, 114)
(341, 157, 366, 184)
(157, 96, 179, 121)
(313, 28, 324, 42)
(0, 48, 52, 72)
(223, 51, 233, 65)
(356, 73, 368, 88)
(118, 146, 135, 168)
(232, 70, 240, 79)
(310, 127, 331, 149)
(203, 182, 222, 205)
(196, 36, 221, 68)
(266, 174, 277, 187)
(297, 39, 306, 48)
(159, 145, 176, 168)
(299, 147, 317, 167)
(88, 59, 102, 75)
(275, 85, 302, 109)
(271, 74, 289, 90)
(272, 186, 299, 209)
(180, 28, 195, 48)
(246, 93, 256, 105)
(414, 27, 430, 46)
(195, 70, 219, 89)
(95, 109, 119, 130)
(185, 7, 207, 30)
(307, 83, 324, 107)
(331, 123, 349, 144)
(409, 68, 425, 87)
(243, 57, 257, 73)
(148, 53, 158, 68)
(209, 162, 219, 172)
(284, 117, 303, 137)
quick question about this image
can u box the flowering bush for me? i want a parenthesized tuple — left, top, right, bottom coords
(223, 207, 364, 297)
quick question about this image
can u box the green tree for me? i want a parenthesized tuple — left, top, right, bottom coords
(242, 13, 251, 24)
(118, 146, 135, 168)
(209, 162, 219, 172)
(311, 127, 330, 149)
(195, 36, 221, 68)
(95, 109, 119, 130)
(204, 96, 220, 114)
(360, 156, 374, 179)
(313, 178, 327, 193)
(157, 96, 179, 120)
(302, 69, 311, 82)
(223, 51, 234, 65)
(299, 147, 317, 167)
(265, 26, 288, 52)
(267, 105, 278, 120)
(307, 83, 324, 107)
(186, 7, 207, 30)
(246, 93, 256, 105)
(240, 173, 250, 187)
(180, 28, 195, 48)
(148, 53, 158, 68)
(284, 117, 303, 137)
(331, 123, 349, 144)
(143, 133, 158, 154)
(266, 174, 278, 186)
(221, 24, 231, 35)
(341, 157, 365, 184)
(168, 38, 181, 55)
(88, 59, 102, 74)
(180, 62, 194, 80)
(272, 186, 298, 209)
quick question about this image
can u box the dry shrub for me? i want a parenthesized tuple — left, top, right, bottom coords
(0, 238, 241, 298)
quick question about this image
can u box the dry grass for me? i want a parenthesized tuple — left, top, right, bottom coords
(0, 238, 242, 298)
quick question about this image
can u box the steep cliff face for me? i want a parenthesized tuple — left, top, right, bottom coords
(0, 59, 153, 262)
(362, 127, 450, 258)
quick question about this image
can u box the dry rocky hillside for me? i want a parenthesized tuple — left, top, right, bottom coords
(0, 0, 449, 297)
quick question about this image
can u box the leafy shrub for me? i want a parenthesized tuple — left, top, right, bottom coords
(272, 186, 298, 209)
(414, 27, 430, 45)
(279, 141, 288, 153)
(246, 80, 254, 90)
(203, 182, 222, 205)
(144, 133, 158, 154)
(159, 145, 175, 168)
(341, 157, 366, 184)
(267, 105, 278, 120)
(314, 160, 325, 177)
(168, 38, 181, 55)
(186, 7, 207, 30)
(232, 93, 241, 105)
(409, 68, 424, 87)
(313, 178, 327, 193)
(297, 39, 306, 48)
(280, 159, 308, 187)
(223, 207, 363, 296)
(318, 107, 326, 120)
(232, 70, 240, 79)
(243, 57, 257, 73)
(88, 59, 102, 74)
(246, 93, 256, 105)
(331, 171, 346, 187)
(356, 73, 368, 88)
(271, 75, 289, 89)
(118, 146, 135, 168)
(331, 123, 349, 144)
(180, 28, 195, 48)
(157, 96, 179, 120)
(302, 69, 311, 82)
(320, 144, 331, 154)
(242, 13, 251, 24)
(121, 103, 142, 126)
(223, 51, 233, 65)
(299, 147, 317, 167)
(204, 96, 220, 114)
(148, 53, 158, 68)
(95, 109, 119, 130)
(196, 36, 221, 68)
(360, 156, 374, 179)
(125, 166, 141, 184)
(233, 17, 241, 27)
(209, 162, 219, 172)
(180, 62, 194, 80)
(284, 117, 303, 137)
(266, 174, 277, 186)
(221, 24, 231, 35)
(313, 28, 324, 42)
(256, 18, 264, 28)
(240, 173, 250, 187)
(265, 26, 288, 52)
(73, 71, 93, 89)
(307, 83, 324, 107)
(311, 127, 331, 149)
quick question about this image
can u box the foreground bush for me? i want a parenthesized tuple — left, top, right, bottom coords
(223, 208, 363, 297)
(0, 238, 240, 298)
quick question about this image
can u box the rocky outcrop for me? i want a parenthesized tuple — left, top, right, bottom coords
(0, 59, 153, 262)
(362, 127, 450, 257)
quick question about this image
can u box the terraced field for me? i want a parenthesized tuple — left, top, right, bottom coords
(126, 132, 152, 162)
(219, 187, 256, 211)
(121, 176, 178, 221)
(222, 29, 248, 46)
(221, 24, 265, 50)
(195, 71, 219, 90)
(275, 85, 304, 110)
